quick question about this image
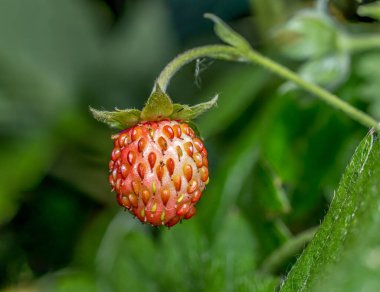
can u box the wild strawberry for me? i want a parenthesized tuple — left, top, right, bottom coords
(109, 120, 209, 227)
(91, 84, 216, 227)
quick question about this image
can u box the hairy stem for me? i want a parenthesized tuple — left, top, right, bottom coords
(155, 45, 244, 92)
(243, 49, 380, 130)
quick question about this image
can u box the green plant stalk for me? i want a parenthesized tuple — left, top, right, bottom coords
(244, 49, 379, 130)
(260, 227, 318, 274)
(156, 45, 379, 130)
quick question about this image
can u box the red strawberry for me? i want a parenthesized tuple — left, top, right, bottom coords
(109, 120, 209, 227)
(91, 84, 216, 227)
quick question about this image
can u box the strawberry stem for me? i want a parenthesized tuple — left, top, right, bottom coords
(155, 14, 380, 131)
(155, 45, 245, 92)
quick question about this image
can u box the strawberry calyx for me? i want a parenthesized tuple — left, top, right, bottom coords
(90, 83, 218, 130)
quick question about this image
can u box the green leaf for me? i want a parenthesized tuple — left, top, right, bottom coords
(90, 107, 141, 129)
(253, 161, 291, 218)
(170, 95, 218, 121)
(205, 211, 278, 291)
(204, 13, 251, 52)
(141, 84, 173, 121)
(158, 220, 208, 290)
(239, 163, 291, 261)
(281, 130, 380, 291)
(357, 1, 380, 21)
(95, 213, 157, 291)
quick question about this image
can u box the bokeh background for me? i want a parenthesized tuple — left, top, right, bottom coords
(1, 0, 380, 291)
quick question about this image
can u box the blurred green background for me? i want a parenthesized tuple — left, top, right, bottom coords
(1, 0, 380, 291)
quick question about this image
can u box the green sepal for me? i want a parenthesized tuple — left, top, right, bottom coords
(91, 86, 217, 130)
(170, 95, 218, 121)
(90, 107, 141, 129)
(204, 13, 251, 52)
(141, 84, 174, 121)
